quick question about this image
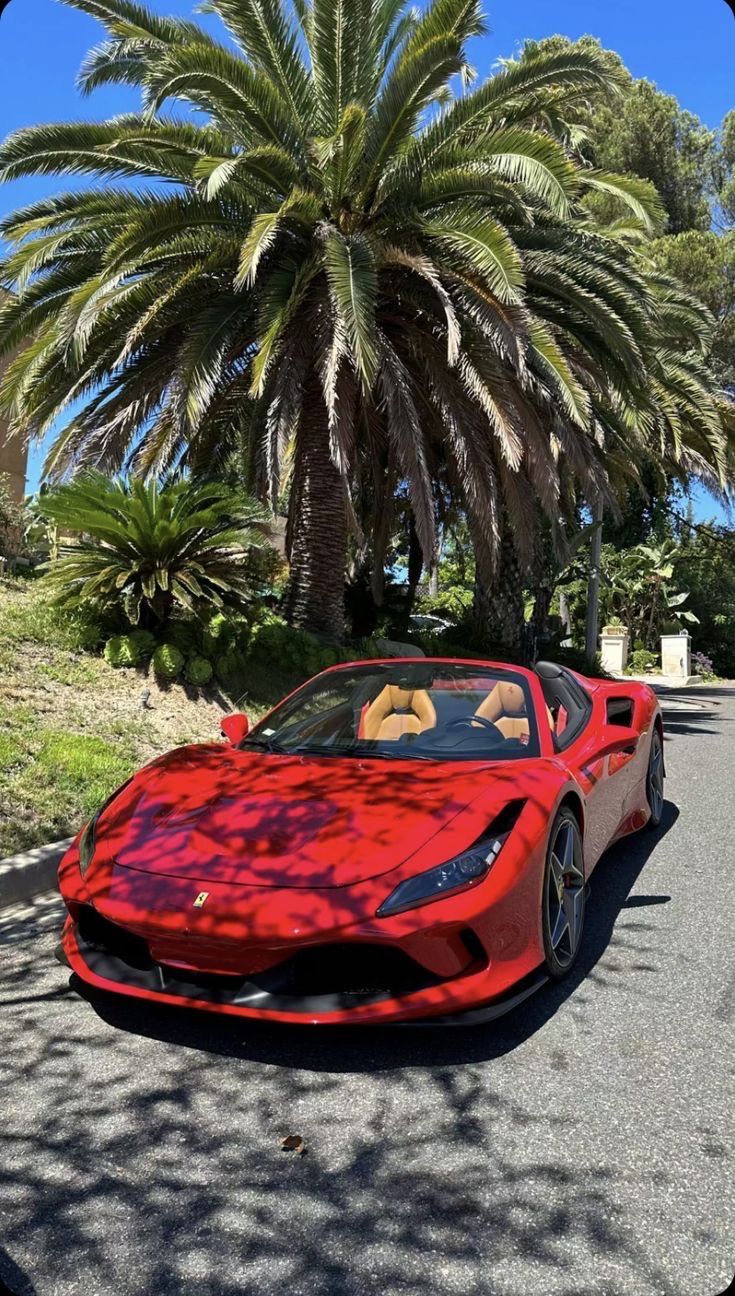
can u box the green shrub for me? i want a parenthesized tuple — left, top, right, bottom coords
(246, 620, 348, 683)
(103, 635, 124, 668)
(129, 628, 156, 660)
(104, 629, 156, 668)
(185, 655, 214, 686)
(152, 643, 184, 680)
(352, 638, 375, 660)
(39, 472, 269, 632)
(201, 612, 232, 654)
(104, 635, 135, 668)
(203, 611, 251, 656)
(168, 617, 202, 655)
(627, 647, 658, 675)
(216, 649, 249, 686)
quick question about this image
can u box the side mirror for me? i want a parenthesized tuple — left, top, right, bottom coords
(220, 712, 249, 745)
(598, 725, 639, 760)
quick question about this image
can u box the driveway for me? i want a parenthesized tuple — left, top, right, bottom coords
(0, 686, 733, 1296)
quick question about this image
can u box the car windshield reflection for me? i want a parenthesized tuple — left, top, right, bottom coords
(240, 662, 540, 762)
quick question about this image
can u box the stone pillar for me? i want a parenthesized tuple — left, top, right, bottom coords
(599, 626, 629, 674)
(661, 632, 691, 679)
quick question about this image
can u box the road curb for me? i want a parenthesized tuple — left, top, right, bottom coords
(0, 838, 71, 911)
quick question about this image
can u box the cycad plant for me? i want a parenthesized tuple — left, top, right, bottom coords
(0, 0, 726, 641)
(38, 472, 269, 629)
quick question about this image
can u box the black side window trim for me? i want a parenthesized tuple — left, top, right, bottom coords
(535, 663, 593, 752)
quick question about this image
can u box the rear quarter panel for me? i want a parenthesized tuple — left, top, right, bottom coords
(562, 675, 661, 871)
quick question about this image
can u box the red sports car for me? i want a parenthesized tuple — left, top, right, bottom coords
(57, 658, 664, 1026)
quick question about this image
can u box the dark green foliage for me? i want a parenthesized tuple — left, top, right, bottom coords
(129, 628, 156, 659)
(167, 618, 204, 656)
(248, 620, 339, 678)
(37, 472, 269, 631)
(650, 231, 735, 391)
(518, 35, 717, 235)
(551, 647, 609, 679)
(216, 648, 249, 687)
(201, 610, 250, 657)
(678, 525, 735, 677)
(185, 655, 214, 686)
(152, 642, 184, 680)
(592, 79, 714, 235)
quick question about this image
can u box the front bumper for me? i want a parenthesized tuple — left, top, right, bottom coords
(58, 914, 548, 1026)
(57, 826, 548, 1026)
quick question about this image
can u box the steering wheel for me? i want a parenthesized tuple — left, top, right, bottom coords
(443, 715, 505, 739)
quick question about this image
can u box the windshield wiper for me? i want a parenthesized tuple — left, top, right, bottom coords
(239, 735, 286, 754)
(286, 744, 436, 762)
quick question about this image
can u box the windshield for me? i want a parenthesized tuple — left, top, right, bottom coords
(242, 662, 540, 762)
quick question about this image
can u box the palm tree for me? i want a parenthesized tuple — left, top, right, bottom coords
(2, 0, 725, 646)
(39, 471, 269, 629)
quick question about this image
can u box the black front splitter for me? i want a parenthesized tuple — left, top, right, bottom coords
(398, 969, 549, 1027)
(61, 921, 550, 1028)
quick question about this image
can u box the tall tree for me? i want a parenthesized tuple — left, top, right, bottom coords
(515, 35, 717, 235)
(0, 2, 729, 651)
(488, 35, 735, 653)
(650, 231, 735, 393)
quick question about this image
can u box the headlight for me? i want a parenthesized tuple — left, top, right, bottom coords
(376, 800, 527, 919)
(377, 836, 508, 918)
(78, 780, 133, 878)
(78, 815, 99, 878)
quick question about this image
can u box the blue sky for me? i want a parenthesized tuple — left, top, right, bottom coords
(0, 0, 733, 519)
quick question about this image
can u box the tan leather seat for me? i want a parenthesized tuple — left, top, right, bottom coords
(363, 685, 437, 742)
(474, 681, 530, 739)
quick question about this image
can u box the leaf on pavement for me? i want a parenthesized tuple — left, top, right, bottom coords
(280, 1134, 307, 1155)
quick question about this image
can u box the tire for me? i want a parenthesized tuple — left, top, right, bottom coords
(542, 807, 586, 980)
(645, 728, 665, 830)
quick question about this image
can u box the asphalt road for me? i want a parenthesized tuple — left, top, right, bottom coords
(1, 685, 733, 1296)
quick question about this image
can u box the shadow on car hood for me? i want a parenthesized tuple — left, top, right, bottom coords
(110, 743, 522, 889)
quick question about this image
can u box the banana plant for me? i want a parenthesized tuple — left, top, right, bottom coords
(604, 539, 699, 647)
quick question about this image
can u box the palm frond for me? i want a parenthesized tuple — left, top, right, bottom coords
(323, 231, 378, 386)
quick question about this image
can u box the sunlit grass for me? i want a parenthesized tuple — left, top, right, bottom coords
(1, 729, 137, 856)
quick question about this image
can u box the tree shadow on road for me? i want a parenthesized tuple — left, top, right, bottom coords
(0, 1247, 37, 1296)
(658, 685, 733, 739)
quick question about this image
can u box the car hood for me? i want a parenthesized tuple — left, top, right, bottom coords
(104, 743, 531, 889)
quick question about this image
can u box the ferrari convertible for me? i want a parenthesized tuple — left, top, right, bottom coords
(57, 658, 664, 1025)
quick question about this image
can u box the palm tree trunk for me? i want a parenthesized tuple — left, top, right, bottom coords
(282, 378, 346, 640)
(472, 519, 527, 659)
(395, 518, 423, 634)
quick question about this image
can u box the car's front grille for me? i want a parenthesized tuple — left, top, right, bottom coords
(77, 905, 153, 971)
(73, 909, 448, 1012)
(248, 943, 440, 999)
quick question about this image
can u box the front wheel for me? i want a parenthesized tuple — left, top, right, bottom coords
(542, 808, 586, 979)
(645, 729, 665, 830)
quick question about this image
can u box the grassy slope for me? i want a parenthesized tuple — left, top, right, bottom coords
(0, 580, 276, 857)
